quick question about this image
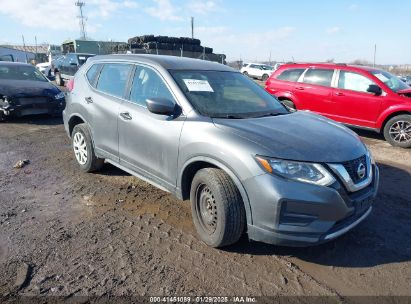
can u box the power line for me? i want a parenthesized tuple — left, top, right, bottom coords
(75, 1, 87, 40)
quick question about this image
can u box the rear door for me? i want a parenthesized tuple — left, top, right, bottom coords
(294, 68, 335, 114)
(87, 63, 133, 162)
(331, 70, 383, 128)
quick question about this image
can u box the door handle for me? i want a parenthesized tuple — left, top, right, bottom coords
(295, 87, 305, 90)
(120, 112, 132, 120)
(85, 96, 93, 104)
(335, 92, 345, 96)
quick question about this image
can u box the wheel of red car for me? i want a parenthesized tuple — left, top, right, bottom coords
(280, 99, 296, 112)
(383, 114, 411, 148)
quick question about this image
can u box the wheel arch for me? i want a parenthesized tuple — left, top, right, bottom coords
(68, 113, 88, 137)
(379, 110, 411, 132)
(178, 156, 253, 225)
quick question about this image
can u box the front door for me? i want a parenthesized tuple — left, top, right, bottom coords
(118, 65, 185, 190)
(331, 70, 383, 128)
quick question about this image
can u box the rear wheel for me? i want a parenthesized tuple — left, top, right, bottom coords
(262, 74, 269, 81)
(72, 123, 104, 172)
(243, 71, 249, 77)
(190, 168, 245, 248)
(383, 114, 411, 148)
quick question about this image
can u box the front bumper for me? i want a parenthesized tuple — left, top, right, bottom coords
(0, 98, 65, 118)
(244, 165, 379, 246)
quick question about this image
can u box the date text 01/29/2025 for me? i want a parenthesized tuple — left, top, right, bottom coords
(149, 296, 257, 303)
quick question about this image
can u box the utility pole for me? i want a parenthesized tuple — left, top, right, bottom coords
(191, 17, 194, 39)
(75, 1, 87, 40)
(21, 35, 28, 63)
(35, 36, 38, 62)
(373, 44, 377, 67)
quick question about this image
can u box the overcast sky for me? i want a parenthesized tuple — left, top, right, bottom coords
(0, 0, 409, 64)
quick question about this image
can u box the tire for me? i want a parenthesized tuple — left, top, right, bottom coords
(55, 72, 63, 86)
(71, 123, 104, 172)
(190, 168, 245, 248)
(383, 114, 411, 148)
(243, 71, 249, 77)
(262, 74, 269, 81)
(280, 99, 296, 112)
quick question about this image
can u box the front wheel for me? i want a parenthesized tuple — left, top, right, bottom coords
(190, 168, 245, 248)
(383, 115, 411, 148)
(72, 123, 105, 172)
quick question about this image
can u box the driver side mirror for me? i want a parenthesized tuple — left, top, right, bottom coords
(146, 98, 180, 116)
(367, 84, 382, 96)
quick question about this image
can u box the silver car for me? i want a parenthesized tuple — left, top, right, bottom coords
(63, 55, 379, 248)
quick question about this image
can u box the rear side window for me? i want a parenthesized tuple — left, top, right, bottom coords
(338, 71, 376, 93)
(96, 63, 133, 98)
(86, 64, 101, 87)
(303, 69, 334, 87)
(276, 68, 305, 82)
(129, 66, 175, 107)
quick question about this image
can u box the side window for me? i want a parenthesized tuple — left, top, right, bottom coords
(303, 68, 334, 87)
(67, 54, 78, 65)
(276, 68, 305, 82)
(250, 64, 258, 69)
(96, 63, 132, 98)
(338, 71, 376, 93)
(86, 64, 101, 87)
(129, 66, 175, 107)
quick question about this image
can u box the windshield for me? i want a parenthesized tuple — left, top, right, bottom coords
(170, 70, 288, 118)
(77, 55, 94, 65)
(371, 70, 409, 92)
(0, 65, 48, 82)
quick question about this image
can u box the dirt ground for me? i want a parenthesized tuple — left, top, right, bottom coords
(0, 113, 410, 301)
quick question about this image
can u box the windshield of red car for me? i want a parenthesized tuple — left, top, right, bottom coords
(371, 70, 409, 92)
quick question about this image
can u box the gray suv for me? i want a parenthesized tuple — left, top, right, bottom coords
(63, 55, 379, 248)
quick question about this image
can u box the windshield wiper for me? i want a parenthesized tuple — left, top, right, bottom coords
(252, 112, 287, 118)
(211, 114, 246, 119)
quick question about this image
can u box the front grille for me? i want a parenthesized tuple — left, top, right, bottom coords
(16, 97, 50, 105)
(342, 155, 367, 184)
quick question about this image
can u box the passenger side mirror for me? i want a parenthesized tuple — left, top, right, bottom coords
(367, 84, 382, 96)
(146, 98, 179, 116)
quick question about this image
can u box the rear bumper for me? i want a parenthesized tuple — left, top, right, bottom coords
(244, 165, 379, 247)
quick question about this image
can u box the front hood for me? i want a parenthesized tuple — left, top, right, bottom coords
(213, 111, 366, 163)
(0, 80, 60, 98)
(397, 88, 411, 97)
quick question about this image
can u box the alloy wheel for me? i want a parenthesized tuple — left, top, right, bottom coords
(389, 121, 411, 143)
(73, 132, 88, 165)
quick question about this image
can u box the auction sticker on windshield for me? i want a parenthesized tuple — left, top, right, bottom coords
(183, 79, 214, 92)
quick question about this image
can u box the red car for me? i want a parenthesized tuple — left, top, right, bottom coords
(265, 63, 411, 148)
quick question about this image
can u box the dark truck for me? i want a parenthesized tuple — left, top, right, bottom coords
(53, 53, 95, 86)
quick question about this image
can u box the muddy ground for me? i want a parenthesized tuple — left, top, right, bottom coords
(0, 113, 410, 302)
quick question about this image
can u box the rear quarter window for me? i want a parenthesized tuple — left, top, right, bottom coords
(276, 68, 305, 82)
(86, 64, 101, 88)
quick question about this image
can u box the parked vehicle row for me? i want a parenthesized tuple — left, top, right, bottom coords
(63, 55, 379, 248)
(265, 63, 411, 148)
(240, 63, 276, 81)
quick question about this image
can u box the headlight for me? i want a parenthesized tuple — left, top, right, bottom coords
(54, 92, 65, 100)
(255, 156, 335, 186)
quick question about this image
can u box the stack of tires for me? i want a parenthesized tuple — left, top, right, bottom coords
(127, 35, 213, 54)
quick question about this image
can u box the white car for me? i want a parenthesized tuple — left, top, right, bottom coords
(240, 63, 275, 81)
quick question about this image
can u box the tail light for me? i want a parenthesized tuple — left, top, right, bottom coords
(67, 78, 74, 92)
